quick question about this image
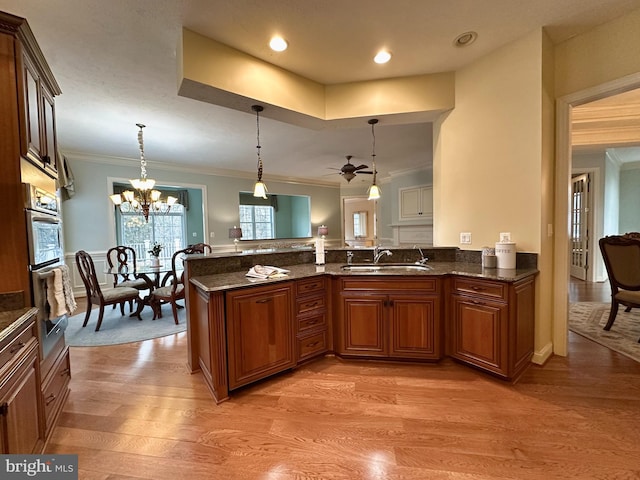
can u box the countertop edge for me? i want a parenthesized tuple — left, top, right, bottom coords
(189, 262, 539, 293)
(0, 307, 38, 344)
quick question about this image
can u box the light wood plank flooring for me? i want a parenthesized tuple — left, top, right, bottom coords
(51, 286, 639, 479)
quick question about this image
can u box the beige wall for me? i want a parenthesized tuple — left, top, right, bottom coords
(434, 30, 543, 252)
(555, 7, 640, 98)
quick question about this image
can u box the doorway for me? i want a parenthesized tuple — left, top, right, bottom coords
(570, 172, 591, 281)
(555, 74, 640, 356)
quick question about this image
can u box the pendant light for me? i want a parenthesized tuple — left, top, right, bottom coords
(367, 118, 381, 200)
(251, 105, 268, 199)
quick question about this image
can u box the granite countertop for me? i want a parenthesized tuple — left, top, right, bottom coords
(0, 307, 38, 344)
(189, 261, 538, 293)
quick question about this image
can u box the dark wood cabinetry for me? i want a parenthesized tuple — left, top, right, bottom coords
(0, 310, 44, 454)
(337, 277, 442, 360)
(295, 277, 329, 363)
(0, 12, 61, 305)
(16, 19, 61, 177)
(450, 276, 535, 380)
(41, 345, 70, 437)
(226, 283, 295, 390)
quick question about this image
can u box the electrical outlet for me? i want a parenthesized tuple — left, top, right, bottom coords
(460, 232, 472, 244)
(192, 232, 197, 237)
(500, 232, 511, 242)
(210, 231, 215, 238)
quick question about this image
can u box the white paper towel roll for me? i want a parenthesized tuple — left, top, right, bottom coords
(315, 238, 325, 265)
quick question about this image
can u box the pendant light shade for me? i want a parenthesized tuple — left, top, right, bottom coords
(367, 118, 381, 200)
(251, 105, 268, 199)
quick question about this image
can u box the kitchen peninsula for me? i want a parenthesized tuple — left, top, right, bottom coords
(184, 247, 538, 404)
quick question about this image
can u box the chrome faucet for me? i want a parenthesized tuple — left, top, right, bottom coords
(346, 251, 354, 265)
(373, 245, 392, 264)
(413, 244, 429, 265)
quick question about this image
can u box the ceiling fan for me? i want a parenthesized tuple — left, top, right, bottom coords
(328, 155, 373, 182)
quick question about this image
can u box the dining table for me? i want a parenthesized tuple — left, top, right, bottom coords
(106, 261, 179, 318)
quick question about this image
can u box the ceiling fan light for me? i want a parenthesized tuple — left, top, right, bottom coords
(342, 172, 356, 182)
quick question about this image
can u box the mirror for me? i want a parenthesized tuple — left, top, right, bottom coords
(238, 192, 311, 240)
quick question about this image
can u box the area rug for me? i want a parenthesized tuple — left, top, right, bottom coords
(569, 302, 640, 363)
(65, 303, 186, 347)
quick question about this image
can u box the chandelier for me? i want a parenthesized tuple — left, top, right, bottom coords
(109, 123, 177, 222)
(367, 119, 381, 200)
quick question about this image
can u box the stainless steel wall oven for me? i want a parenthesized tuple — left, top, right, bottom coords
(23, 183, 68, 361)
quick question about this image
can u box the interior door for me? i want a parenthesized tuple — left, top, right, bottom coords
(570, 173, 590, 280)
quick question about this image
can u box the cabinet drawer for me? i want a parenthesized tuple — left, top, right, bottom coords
(42, 347, 71, 433)
(296, 277, 326, 296)
(453, 278, 507, 301)
(296, 295, 326, 316)
(298, 330, 328, 362)
(0, 321, 37, 373)
(340, 277, 439, 293)
(298, 312, 327, 333)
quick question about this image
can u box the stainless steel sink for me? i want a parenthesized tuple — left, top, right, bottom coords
(341, 263, 433, 272)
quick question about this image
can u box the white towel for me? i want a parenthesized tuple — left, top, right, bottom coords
(45, 265, 77, 318)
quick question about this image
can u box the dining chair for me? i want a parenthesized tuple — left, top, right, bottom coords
(150, 243, 211, 324)
(599, 235, 640, 342)
(106, 246, 149, 314)
(75, 250, 142, 331)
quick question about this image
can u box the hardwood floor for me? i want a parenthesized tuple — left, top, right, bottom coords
(50, 284, 639, 479)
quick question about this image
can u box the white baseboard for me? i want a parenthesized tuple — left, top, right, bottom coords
(532, 341, 554, 365)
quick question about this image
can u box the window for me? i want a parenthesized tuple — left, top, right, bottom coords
(353, 211, 368, 238)
(116, 204, 186, 262)
(239, 204, 275, 240)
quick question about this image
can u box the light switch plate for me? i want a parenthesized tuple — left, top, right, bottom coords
(460, 232, 472, 244)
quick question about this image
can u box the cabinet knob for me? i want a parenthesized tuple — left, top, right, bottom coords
(256, 298, 273, 304)
(45, 393, 57, 406)
(42, 155, 51, 165)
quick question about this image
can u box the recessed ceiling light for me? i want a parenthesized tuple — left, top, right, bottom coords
(269, 36, 288, 52)
(374, 50, 391, 64)
(453, 31, 478, 47)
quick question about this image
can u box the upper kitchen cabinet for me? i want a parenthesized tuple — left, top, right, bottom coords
(9, 12, 62, 178)
(399, 185, 433, 221)
(0, 11, 60, 304)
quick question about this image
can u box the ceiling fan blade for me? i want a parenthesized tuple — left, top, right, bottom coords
(353, 164, 369, 171)
(357, 171, 373, 174)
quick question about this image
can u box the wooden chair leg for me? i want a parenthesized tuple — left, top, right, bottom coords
(171, 300, 179, 325)
(603, 301, 619, 331)
(95, 306, 105, 331)
(624, 306, 631, 312)
(82, 301, 92, 327)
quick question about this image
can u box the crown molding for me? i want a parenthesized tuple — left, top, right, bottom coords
(61, 150, 341, 189)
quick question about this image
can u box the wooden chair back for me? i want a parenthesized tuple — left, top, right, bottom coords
(599, 235, 640, 293)
(76, 250, 103, 302)
(106, 246, 138, 286)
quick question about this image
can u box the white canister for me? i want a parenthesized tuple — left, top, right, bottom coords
(495, 242, 516, 269)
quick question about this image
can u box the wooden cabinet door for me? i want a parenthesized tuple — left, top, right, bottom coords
(339, 295, 386, 356)
(22, 55, 41, 160)
(389, 295, 441, 359)
(451, 294, 508, 376)
(0, 348, 43, 454)
(226, 284, 295, 390)
(41, 84, 58, 174)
